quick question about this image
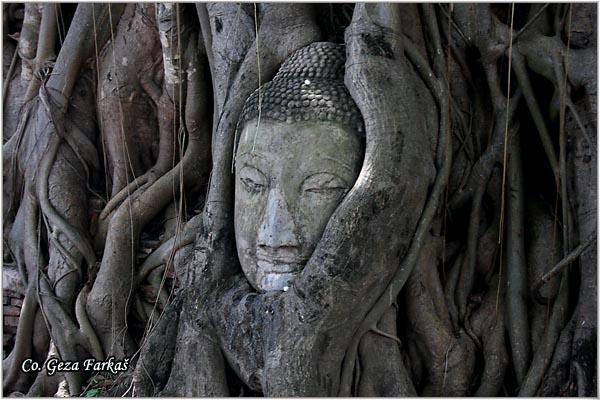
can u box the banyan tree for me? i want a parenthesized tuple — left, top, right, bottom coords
(1, 2, 597, 397)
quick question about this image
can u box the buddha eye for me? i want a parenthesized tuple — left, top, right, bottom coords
(241, 178, 266, 193)
(238, 166, 268, 194)
(302, 173, 348, 196)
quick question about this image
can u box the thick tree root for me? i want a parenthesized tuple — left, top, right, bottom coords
(87, 30, 210, 359)
(339, 4, 452, 394)
(519, 271, 570, 395)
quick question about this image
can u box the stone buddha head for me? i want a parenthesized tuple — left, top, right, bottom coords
(234, 42, 364, 292)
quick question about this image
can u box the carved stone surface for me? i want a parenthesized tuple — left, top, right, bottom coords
(238, 42, 364, 135)
(234, 120, 362, 291)
(234, 42, 364, 292)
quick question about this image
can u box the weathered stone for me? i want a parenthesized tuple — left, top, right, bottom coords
(234, 42, 364, 293)
(4, 316, 19, 328)
(10, 298, 23, 307)
(235, 120, 362, 292)
(3, 305, 21, 317)
(238, 42, 364, 136)
(4, 333, 14, 346)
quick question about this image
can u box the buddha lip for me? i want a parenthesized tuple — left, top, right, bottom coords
(256, 259, 304, 273)
(256, 251, 306, 265)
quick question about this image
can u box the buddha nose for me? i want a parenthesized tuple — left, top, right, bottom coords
(257, 188, 300, 249)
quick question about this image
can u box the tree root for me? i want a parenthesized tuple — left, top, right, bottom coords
(16, 4, 43, 86)
(448, 82, 521, 213)
(36, 274, 85, 394)
(4, 6, 124, 396)
(403, 238, 474, 396)
(136, 213, 201, 285)
(356, 306, 416, 396)
(23, 4, 58, 103)
(339, 4, 453, 394)
(505, 133, 530, 385)
(3, 42, 19, 107)
(444, 252, 463, 332)
(456, 175, 486, 321)
(99, 174, 150, 221)
(95, 4, 162, 197)
(130, 297, 182, 396)
(512, 52, 560, 182)
(87, 31, 210, 358)
(532, 234, 595, 303)
(24, 342, 62, 397)
(520, 268, 571, 395)
(3, 282, 38, 393)
(4, 99, 34, 224)
(75, 286, 104, 360)
(36, 90, 96, 269)
(471, 275, 508, 396)
(526, 198, 562, 354)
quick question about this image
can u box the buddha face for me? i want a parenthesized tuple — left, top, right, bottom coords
(234, 119, 363, 292)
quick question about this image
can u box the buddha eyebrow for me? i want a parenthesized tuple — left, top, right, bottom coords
(236, 151, 268, 161)
(322, 156, 354, 174)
